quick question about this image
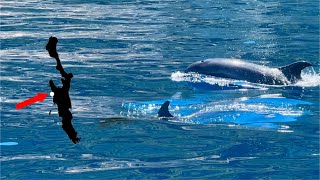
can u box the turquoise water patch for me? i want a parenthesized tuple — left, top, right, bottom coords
(122, 95, 310, 129)
(243, 40, 256, 44)
(0, 142, 18, 146)
(244, 97, 312, 106)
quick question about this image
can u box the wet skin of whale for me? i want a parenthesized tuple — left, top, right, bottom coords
(185, 58, 312, 85)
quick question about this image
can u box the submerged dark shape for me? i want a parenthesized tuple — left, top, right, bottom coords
(46, 36, 80, 144)
(158, 101, 173, 118)
(185, 58, 312, 85)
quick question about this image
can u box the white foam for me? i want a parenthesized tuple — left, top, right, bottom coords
(295, 67, 320, 87)
(171, 71, 238, 87)
(172, 67, 320, 88)
(0, 154, 66, 161)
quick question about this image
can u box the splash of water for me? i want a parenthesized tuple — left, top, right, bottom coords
(171, 71, 234, 86)
(171, 66, 320, 89)
(295, 67, 320, 87)
(171, 71, 266, 90)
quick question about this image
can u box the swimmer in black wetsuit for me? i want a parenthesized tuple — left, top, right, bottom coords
(46, 36, 80, 144)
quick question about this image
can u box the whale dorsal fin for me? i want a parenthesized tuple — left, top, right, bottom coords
(158, 101, 173, 118)
(279, 61, 312, 83)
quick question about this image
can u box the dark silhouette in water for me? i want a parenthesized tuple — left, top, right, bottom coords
(46, 36, 80, 144)
(185, 58, 312, 85)
(158, 101, 173, 118)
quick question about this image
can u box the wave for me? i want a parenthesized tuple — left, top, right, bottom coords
(295, 67, 320, 87)
(171, 67, 320, 90)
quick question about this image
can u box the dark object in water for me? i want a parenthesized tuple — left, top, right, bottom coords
(46, 36, 80, 144)
(185, 58, 312, 85)
(158, 101, 173, 118)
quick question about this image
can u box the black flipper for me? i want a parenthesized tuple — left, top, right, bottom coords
(158, 101, 173, 118)
(279, 61, 312, 84)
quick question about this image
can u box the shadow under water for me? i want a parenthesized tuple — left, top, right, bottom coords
(99, 117, 132, 128)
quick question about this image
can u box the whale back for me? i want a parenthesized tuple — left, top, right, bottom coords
(279, 61, 312, 84)
(185, 59, 287, 85)
(158, 101, 173, 117)
(185, 59, 312, 85)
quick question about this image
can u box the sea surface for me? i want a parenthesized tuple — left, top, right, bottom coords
(1, 0, 319, 179)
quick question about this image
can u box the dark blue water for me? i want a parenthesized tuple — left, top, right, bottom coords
(1, 0, 319, 179)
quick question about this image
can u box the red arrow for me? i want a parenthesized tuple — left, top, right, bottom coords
(16, 92, 48, 110)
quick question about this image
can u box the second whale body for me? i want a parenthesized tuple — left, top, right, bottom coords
(185, 58, 312, 85)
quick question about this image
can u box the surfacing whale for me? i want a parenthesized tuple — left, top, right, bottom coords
(185, 58, 312, 85)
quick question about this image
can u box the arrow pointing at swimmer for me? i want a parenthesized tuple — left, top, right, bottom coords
(16, 92, 48, 110)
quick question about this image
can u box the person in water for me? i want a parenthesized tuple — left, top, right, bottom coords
(46, 36, 80, 144)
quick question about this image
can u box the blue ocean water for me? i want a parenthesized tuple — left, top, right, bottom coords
(1, 0, 319, 179)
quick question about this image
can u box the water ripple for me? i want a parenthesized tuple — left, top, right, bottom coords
(1, 0, 318, 179)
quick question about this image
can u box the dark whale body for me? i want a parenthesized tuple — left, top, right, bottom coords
(185, 58, 312, 85)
